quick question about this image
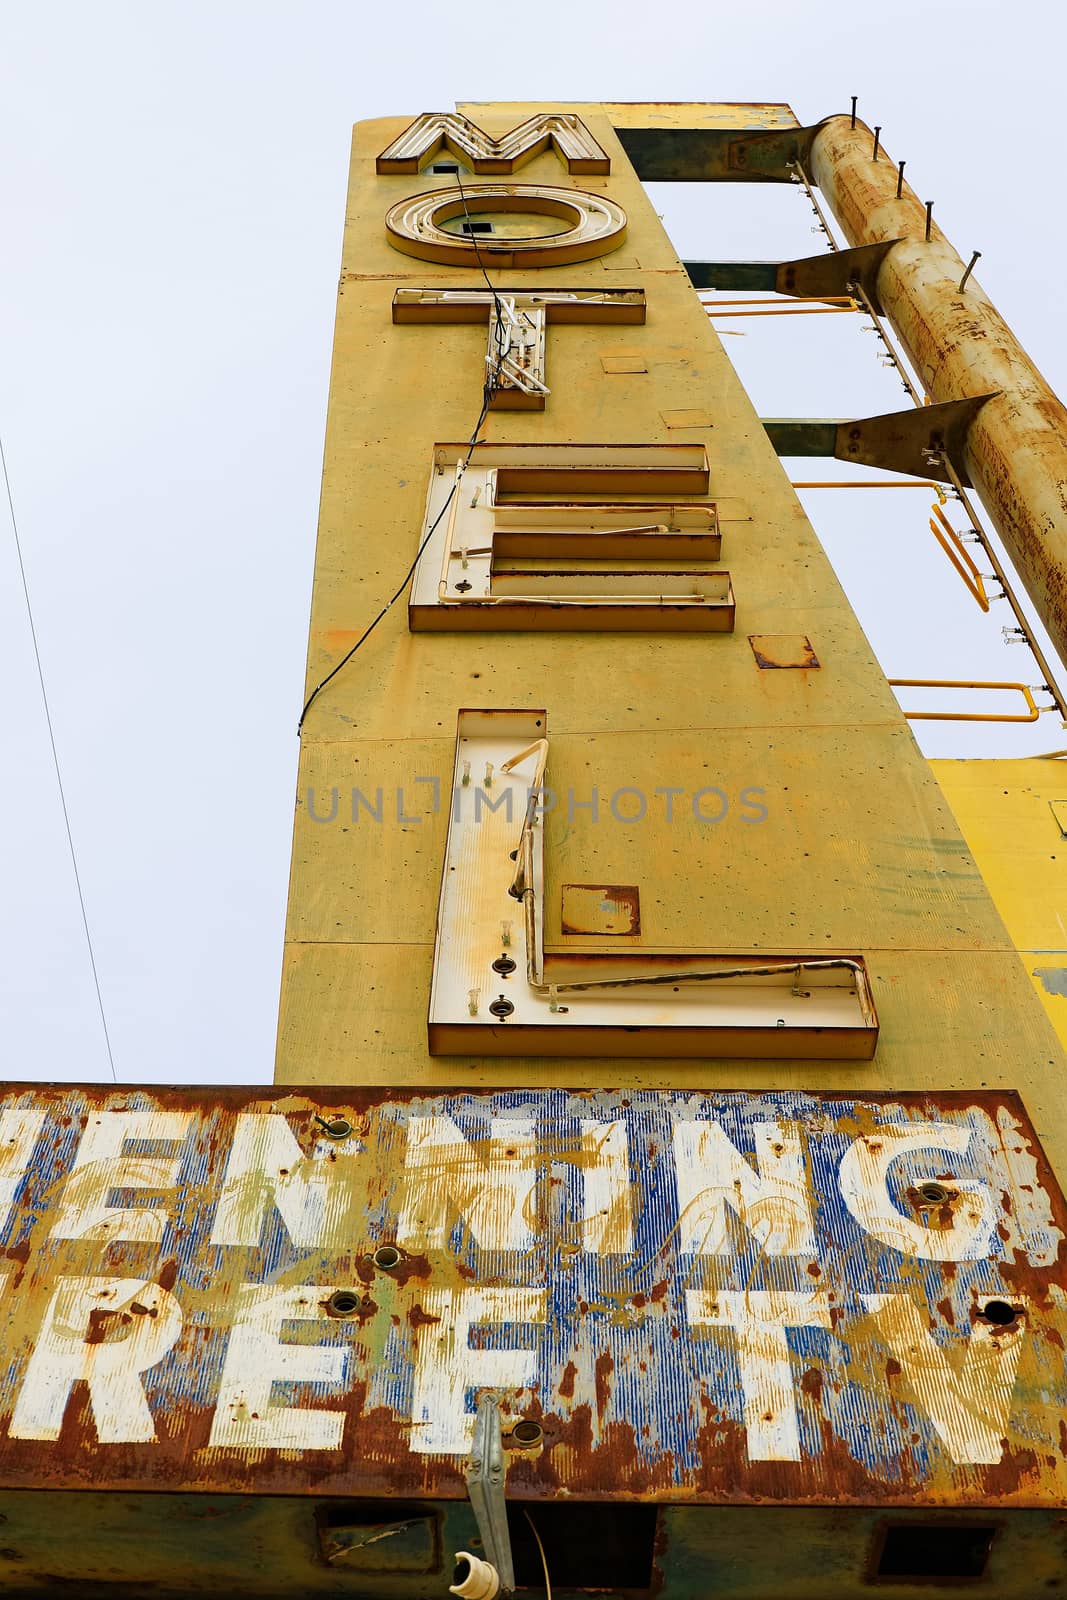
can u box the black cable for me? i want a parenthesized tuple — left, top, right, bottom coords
(298, 390, 491, 732)
(297, 173, 510, 734)
(454, 169, 517, 383)
(454, 172, 505, 321)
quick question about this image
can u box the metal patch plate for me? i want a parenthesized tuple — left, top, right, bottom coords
(561, 884, 641, 935)
(0, 1084, 1062, 1505)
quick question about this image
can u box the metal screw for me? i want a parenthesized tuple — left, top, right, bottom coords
(925, 201, 934, 242)
(872, 126, 881, 161)
(896, 160, 906, 198)
(850, 95, 858, 129)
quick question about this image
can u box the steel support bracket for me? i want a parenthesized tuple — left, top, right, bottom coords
(617, 121, 831, 183)
(466, 1394, 515, 1594)
(775, 240, 902, 311)
(685, 241, 903, 308)
(763, 393, 1000, 484)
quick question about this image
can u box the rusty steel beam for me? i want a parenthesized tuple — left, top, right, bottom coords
(809, 116, 1067, 671)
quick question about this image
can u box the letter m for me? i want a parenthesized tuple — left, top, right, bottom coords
(377, 113, 610, 176)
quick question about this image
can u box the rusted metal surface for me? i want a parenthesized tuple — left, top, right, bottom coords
(1, 1492, 1065, 1598)
(561, 885, 641, 936)
(809, 116, 1067, 672)
(616, 122, 819, 183)
(748, 634, 820, 669)
(0, 1084, 1061, 1507)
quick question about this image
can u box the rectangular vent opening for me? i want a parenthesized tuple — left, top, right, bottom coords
(507, 1502, 658, 1591)
(462, 220, 494, 234)
(875, 1523, 997, 1583)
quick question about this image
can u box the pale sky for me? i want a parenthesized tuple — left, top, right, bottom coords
(1, 0, 1064, 1086)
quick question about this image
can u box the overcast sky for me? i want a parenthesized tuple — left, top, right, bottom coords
(1, 0, 1064, 1087)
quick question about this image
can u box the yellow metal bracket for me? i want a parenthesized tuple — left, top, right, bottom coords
(929, 503, 990, 612)
(888, 679, 1043, 723)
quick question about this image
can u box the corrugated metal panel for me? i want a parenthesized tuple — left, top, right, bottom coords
(0, 1084, 1061, 1505)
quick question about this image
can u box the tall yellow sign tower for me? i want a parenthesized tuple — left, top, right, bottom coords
(267, 101, 1067, 1595)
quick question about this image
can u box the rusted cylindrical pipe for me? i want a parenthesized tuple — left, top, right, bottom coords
(810, 116, 1067, 670)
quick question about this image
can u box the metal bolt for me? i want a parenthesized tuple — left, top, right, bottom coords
(509, 1420, 544, 1449)
(327, 1290, 363, 1318)
(850, 95, 858, 129)
(316, 1115, 353, 1140)
(872, 126, 881, 161)
(925, 200, 934, 242)
(896, 160, 906, 198)
(958, 250, 981, 293)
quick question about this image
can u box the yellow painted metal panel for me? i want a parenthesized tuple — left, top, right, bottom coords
(930, 758, 1067, 1051)
(277, 109, 1067, 1528)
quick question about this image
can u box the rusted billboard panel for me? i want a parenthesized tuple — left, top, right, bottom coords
(0, 1084, 1061, 1505)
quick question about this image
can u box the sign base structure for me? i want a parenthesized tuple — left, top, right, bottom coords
(0, 1084, 1062, 1594)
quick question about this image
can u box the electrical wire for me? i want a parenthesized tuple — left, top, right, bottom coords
(522, 1510, 552, 1600)
(298, 171, 511, 733)
(453, 172, 506, 318)
(1, 433, 118, 1080)
(297, 394, 489, 730)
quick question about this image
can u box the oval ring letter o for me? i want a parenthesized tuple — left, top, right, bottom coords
(384, 184, 628, 268)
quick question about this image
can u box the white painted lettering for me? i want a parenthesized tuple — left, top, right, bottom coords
(839, 1124, 995, 1261)
(49, 1112, 191, 1243)
(210, 1114, 358, 1248)
(10, 1276, 181, 1443)
(397, 1117, 537, 1252)
(687, 1288, 831, 1461)
(208, 1284, 347, 1452)
(674, 1120, 816, 1256)
(410, 1287, 545, 1453)
(0, 1112, 44, 1234)
(579, 1120, 633, 1254)
(864, 1293, 1024, 1464)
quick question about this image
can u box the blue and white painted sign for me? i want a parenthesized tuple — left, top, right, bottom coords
(0, 1085, 1061, 1503)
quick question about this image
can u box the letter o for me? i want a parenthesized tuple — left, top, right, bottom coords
(385, 184, 628, 267)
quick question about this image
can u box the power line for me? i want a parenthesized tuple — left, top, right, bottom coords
(1, 434, 118, 1081)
